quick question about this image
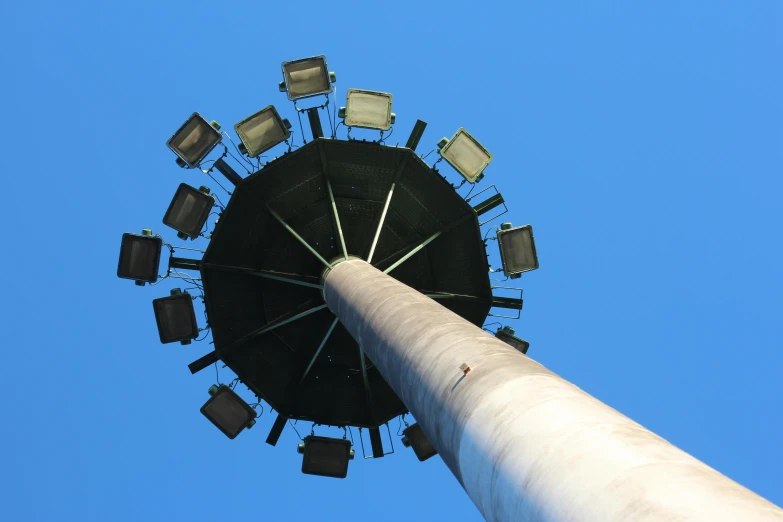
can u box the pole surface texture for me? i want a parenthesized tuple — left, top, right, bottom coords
(323, 259, 783, 522)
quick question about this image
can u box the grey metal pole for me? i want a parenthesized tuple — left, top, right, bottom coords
(323, 259, 783, 522)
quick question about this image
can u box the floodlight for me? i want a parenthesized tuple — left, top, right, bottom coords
(162, 184, 215, 240)
(339, 89, 395, 130)
(234, 105, 292, 157)
(117, 229, 163, 285)
(200, 384, 256, 439)
(152, 289, 199, 345)
(297, 435, 354, 478)
(166, 112, 222, 168)
(437, 128, 493, 183)
(279, 56, 335, 101)
(495, 326, 530, 354)
(497, 223, 539, 278)
(402, 423, 437, 462)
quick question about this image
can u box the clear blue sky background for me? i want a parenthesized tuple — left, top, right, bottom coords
(1, 1, 781, 521)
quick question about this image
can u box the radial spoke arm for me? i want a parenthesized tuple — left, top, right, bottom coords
(383, 231, 442, 274)
(319, 142, 348, 260)
(327, 180, 348, 260)
(366, 184, 394, 264)
(367, 157, 408, 264)
(265, 204, 333, 270)
(221, 303, 328, 356)
(203, 263, 323, 289)
(374, 213, 474, 274)
(299, 316, 339, 384)
(424, 292, 492, 303)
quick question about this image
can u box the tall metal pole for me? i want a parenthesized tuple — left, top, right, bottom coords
(323, 259, 783, 522)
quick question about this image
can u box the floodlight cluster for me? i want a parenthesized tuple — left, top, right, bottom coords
(115, 53, 541, 478)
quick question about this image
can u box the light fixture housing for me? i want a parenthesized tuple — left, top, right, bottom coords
(497, 223, 539, 277)
(117, 230, 163, 284)
(152, 289, 199, 345)
(280, 55, 334, 101)
(298, 435, 353, 478)
(495, 325, 530, 354)
(437, 128, 493, 183)
(341, 89, 394, 130)
(402, 423, 437, 462)
(166, 112, 222, 168)
(162, 184, 214, 240)
(200, 384, 256, 439)
(234, 105, 291, 157)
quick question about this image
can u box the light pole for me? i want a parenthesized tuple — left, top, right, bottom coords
(117, 54, 783, 520)
(323, 258, 783, 522)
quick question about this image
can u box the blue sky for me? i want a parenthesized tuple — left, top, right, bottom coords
(1, 1, 781, 521)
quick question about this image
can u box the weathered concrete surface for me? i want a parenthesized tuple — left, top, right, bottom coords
(324, 259, 783, 522)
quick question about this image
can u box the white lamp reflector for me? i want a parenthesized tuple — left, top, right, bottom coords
(282, 56, 331, 101)
(344, 89, 393, 130)
(438, 128, 493, 183)
(234, 106, 291, 157)
(497, 224, 539, 276)
(166, 112, 222, 168)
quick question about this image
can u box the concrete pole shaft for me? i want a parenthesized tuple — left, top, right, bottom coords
(323, 259, 783, 522)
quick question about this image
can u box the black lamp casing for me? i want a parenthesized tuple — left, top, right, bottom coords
(233, 105, 291, 158)
(152, 290, 199, 344)
(301, 435, 352, 478)
(402, 423, 438, 462)
(166, 112, 222, 168)
(117, 233, 163, 283)
(162, 184, 214, 239)
(495, 326, 530, 355)
(200, 385, 256, 439)
(281, 56, 331, 101)
(497, 224, 539, 277)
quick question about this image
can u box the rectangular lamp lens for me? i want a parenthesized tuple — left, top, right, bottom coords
(498, 225, 539, 275)
(117, 233, 163, 283)
(163, 184, 214, 238)
(283, 56, 330, 100)
(152, 293, 198, 344)
(234, 106, 290, 157)
(495, 329, 530, 354)
(440, 128, 493, 183)
(167, 113, 222, 167)
(302, 436, 351, 478)
(344, 89, 393, 130)
(404, 424, 437, 462)
(200, 385, 255, 439)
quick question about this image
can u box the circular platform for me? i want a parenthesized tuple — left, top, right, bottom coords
(201, 138, 492, 428)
